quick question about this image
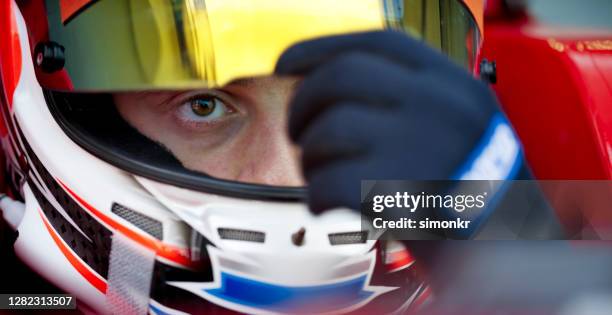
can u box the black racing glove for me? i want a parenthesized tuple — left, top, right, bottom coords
(276, 31, 564, 240)
(276, 31, 504, 211)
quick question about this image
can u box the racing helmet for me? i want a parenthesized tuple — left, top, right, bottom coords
(0, 0, 483, 314)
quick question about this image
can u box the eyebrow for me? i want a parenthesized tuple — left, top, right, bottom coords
(228, 78, 257, 87)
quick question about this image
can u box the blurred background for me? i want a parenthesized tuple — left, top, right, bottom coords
(526, 0, 612, 29)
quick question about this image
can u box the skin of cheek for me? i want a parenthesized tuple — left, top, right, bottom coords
(214, 77, 303, 186)
(114, 78, 304, 186)
(183, 78, 303, 186)
(115, 94, 244, 177)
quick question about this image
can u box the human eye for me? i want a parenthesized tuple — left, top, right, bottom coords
(174, 94, 236, 129)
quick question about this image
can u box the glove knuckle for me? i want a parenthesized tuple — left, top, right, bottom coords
(328, 52, 367, 74)
(305, 106, 350, 142)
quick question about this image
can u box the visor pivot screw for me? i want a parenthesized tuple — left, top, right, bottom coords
(34, 42, 65, 73)
(36, 53, 43, 66)
(291, 227, 306, 246)
(479, 58, 497, 84)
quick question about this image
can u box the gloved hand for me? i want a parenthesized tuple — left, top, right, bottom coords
(275, 31, 519, 214)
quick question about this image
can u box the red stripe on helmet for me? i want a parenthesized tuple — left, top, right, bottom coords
(0, 1, 22, 112)
(40, 209, 108, 293)
(386, 248, 416, 273)
(60, 0, 95, 24)
(57, 179, 193, 267)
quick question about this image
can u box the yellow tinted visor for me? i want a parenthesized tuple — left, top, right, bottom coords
(177, 0, 385, 87)
(43, 0, 480, 91)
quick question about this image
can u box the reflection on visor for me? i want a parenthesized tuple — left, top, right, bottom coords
(42, 0, 479, 91)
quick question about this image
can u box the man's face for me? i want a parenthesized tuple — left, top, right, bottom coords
(114, 76, 304, 186)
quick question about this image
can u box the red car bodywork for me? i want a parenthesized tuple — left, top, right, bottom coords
(481, 1, 612, 235)
(483, 4, 612, 180)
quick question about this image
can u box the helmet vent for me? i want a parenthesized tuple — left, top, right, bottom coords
(328, 231, 368, 245)
(218, 228, 265, 243)
(111, 203, 163, 240)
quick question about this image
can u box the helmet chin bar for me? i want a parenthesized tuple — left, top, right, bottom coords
(136, 177, 427, 314)
(10, 135, 424, 314)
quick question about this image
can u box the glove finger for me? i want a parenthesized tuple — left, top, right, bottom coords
(306, 160, 365, 214)
(288, 52, 415, 141)
(275, 30, 449, 75)
(307, 155, 414, 214)
(299, 103, 388, 174)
